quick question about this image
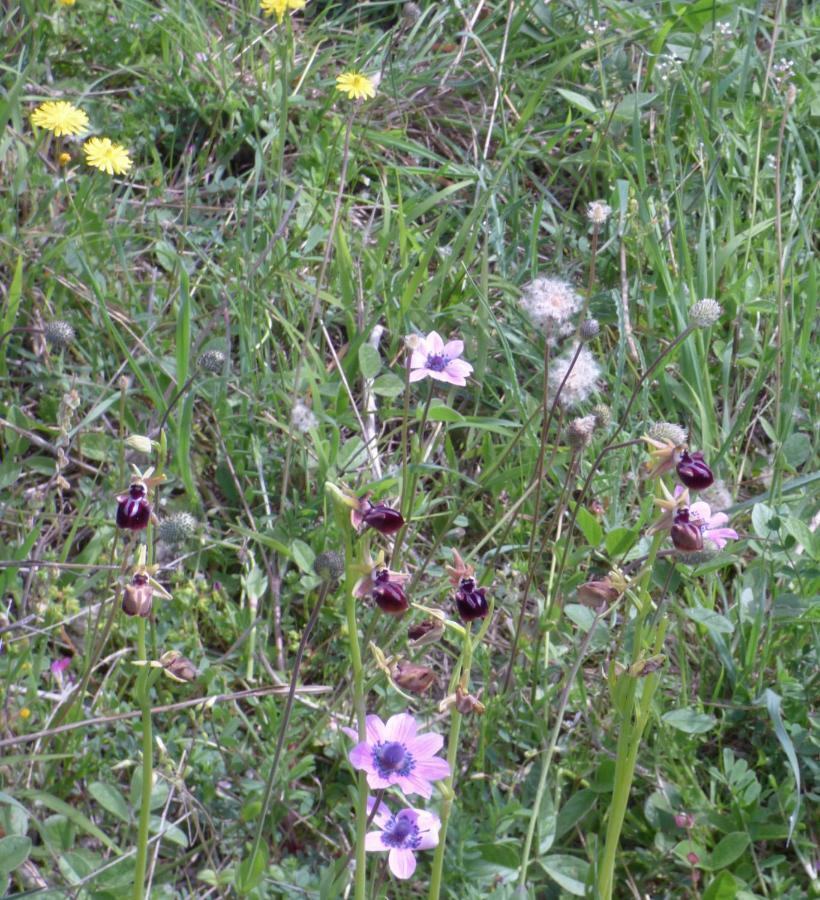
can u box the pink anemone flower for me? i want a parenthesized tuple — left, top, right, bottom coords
(365, 796, 440, 879)
(408, 331, 473, 386)
(688, 500, 738, 549)
(343, 712, 450, 798)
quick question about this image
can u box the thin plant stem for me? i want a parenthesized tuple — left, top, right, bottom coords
(596, 529, 665, 900)
(132, 618, 153, 900)
(250, 579, 333, 867)
(519, 608, 602, 889)
(428, 627, 473, 900)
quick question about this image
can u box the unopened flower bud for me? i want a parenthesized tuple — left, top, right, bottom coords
(160, 650, 198, 683)
(124, 434, 154, 455)
(686, 851, 699, 866)
(313, 550, 345, 582)
(675, 812, 695, 829)
(676, 450, 714, 491)
(158, 512, 197, 545)
(43, 320, 75, 349)
(197, 349, 226, 373)
(579, 318, 600, 341)
(671, 509, 704, 553)
(392, 662, 436, 694)
(689, 299, 722, 328)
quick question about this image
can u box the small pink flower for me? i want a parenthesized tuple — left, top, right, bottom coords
(343, 712, 450, 798)
(408, 331, 473, 386)
(50, 657, 72, 679)
(364, 796, 440, 879)
(688, 500, 738, 549)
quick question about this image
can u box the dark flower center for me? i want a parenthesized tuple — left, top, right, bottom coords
(425, 353, 447, 372)
(381, 814, 421, 849)
(373, 741, 414, 778)
(129, 483, 147, 498)
(374, 568, 390, 585)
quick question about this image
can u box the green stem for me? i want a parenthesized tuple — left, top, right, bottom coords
(428, 628, 473, 900)
(345, 578, 367, 900)
(596, 529, 664, 900)
(133, 618, 153, 900)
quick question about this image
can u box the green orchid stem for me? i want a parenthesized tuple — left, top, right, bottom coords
(133, 619, 153, 900)
(428, 626, 474, 900)
(345, 548, 368, 900)
(597, 528, 665, 900)
(133, 431, 165, 900)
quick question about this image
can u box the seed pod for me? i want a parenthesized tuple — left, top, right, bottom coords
(577, 579, 619, 611)
(160, 650, 198, 683)
(392, 662, 436, 694)
(122, 573, 153, 617)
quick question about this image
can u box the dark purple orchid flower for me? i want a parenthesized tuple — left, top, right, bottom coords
(372, 568, 409, 615)
(670, 508, 704, 553)
(116, 483, 151, 531)
(455, 577, 488, 623)
(362, 502, 405, 535)
(676, 450, 714, 491)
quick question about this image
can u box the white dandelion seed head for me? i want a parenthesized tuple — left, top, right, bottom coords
(587, 200, 612, 225)
(568, 414, 597, 450)
(520, 277, 583, 341)
(291, 400, 318, 433)
(689, 298, 722, 328)
(548, 344, 601, 409)
(647, 422, 688, 446)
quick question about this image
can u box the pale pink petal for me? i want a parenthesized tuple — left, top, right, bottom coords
(349, 742, 375, 773)
(388, 848, 417, 879)
(442, 339, 464, 359)
(409, 368, 430, 382)
(410, 349, 428, 368)
(707, 512, 729, 528)
(414, 811, 441, 849)
(689, 501, 712, 523)
(705, 528, 738, 549)
(673, 484, 686, 498)
(406, 732, 443, 758)
(365, 715, 386, 743)
(365, 770, 393, 790)
(432, 370, 466, 386)
(426, 331, 444, 353)
(412, 757, 451, 782)
(397, 772, 433, 798)
(365, 831, 386, 851)
(385, 712, 418, 743)
(341, 726, 358, 741)
(446, 358, 472, 375)
(352, 575, 372, 598)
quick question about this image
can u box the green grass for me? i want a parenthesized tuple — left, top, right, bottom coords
(0, 0, 817, 897)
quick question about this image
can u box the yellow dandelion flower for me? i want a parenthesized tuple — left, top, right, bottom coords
(58, 0, 77, 6)
(31, 101, 89, 137)
(336, 71, 376, 101)
(83, 137, 133, 176)
(19, 707, 31, 720)
(58, 151, 72, 165)
(260, 0, 305, 24)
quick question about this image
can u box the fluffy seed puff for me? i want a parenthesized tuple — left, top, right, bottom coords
(548, 344, 601, 409)
(519, 277, 583, 344)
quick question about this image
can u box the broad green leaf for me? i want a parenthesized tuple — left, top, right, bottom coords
(555, 88, 598, 115)
(539, 854, 590, 896)
(89, 782, 131, 824)
(702, 870, 740, 900)
(662, 707, 717, 734)
(555, 789, 597, 840)
(358, 344, 381, 379)
(707, 832, 750, 870)
(290, 539, 315, 574)
(0, 835, 31, 873)
(782, 432, 811, 467)
(685, 607, 734, 635)
(575, 506, 603, 547)
(604, 527, 639, 557)
(372, 372, 405, 397)
(19, 791, 119, 852)
(761, 689, 801, 842)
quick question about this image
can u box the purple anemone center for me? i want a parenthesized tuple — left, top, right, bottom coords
(381, 813, 421, 849)
(373, 740, 414, 778)
(425, 353, 448, 372)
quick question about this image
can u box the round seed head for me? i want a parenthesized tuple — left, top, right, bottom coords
(580, 318, 600, 341)
(313, 550, 345, 582)
(568, 415, 596, 450)
(43, 320, 75, 349)
(648, 421, 688, 446)
(689, 299, 722, 328)
(592, 403, 611, 430)
(158, 512, 197, 545)
(587, 200, 612, 225)
(197, 349, 227, 374)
